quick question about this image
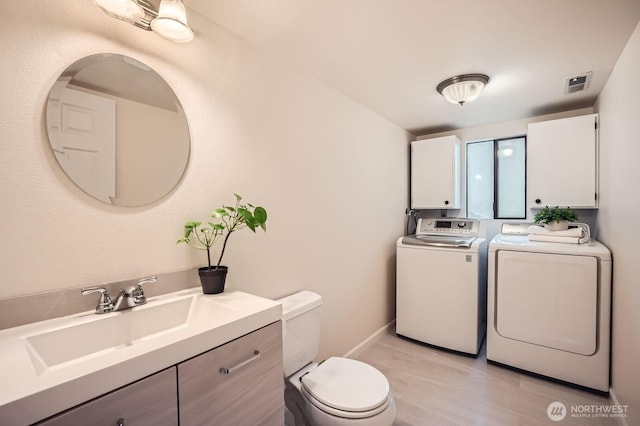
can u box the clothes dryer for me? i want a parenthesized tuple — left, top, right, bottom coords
(487, 224, 612, 392)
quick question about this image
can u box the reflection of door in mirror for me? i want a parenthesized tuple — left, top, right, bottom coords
(47, 81, 116, 203)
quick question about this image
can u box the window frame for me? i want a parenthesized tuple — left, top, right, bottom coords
(466, 136, 527, 220)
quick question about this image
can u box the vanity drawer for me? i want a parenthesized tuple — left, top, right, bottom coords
(178, 321, 284, 426)
(35, 367, 178, 426)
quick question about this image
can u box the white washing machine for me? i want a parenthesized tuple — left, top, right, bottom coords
(487, 223, 612, 392)
(396, 218, 487, 355)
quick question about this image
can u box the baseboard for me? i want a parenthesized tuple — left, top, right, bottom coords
(609, 388, 629, 426)
(343, 319, 395, 359)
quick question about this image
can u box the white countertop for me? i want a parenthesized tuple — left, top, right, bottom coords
(0, 288, 282, 425)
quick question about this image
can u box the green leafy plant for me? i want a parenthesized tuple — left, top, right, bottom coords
(533, 206, 579, 225)
(177, 194, 267, 271)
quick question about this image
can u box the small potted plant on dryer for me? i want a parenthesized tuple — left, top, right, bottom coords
(533, 206, 579, 231)
(178, 193, 268, 294)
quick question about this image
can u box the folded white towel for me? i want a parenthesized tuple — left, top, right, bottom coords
(528, 234, 590, 244)
(527, 225, 584, 237)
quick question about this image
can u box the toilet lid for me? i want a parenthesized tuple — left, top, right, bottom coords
(301, 357, 390, 412)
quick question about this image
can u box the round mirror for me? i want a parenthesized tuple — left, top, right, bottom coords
(45, 53, 190, 206)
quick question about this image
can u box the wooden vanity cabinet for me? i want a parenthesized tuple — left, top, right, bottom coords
(35, 321, 284, 426)
(178, 321, 284, 426)
(36, 367, 178, 426)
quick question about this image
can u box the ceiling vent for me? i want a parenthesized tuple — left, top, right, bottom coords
(564, 72, 592, 94)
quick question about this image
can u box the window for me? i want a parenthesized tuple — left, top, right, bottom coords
(466, 137, 526, 219)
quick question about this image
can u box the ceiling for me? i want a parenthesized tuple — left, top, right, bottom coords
(187, 0, 640, 135)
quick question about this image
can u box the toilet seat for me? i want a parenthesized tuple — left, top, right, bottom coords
(300, 357, 391, 419)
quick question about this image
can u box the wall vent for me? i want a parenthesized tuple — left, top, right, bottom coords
(564, 72, 592, 94)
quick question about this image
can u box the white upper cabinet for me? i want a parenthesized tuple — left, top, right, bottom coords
(411, 135, 461, 209)
(527, 114, 598, 209)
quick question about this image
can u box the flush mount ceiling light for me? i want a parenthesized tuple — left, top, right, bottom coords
(93, 0, 194, 43)
(436, 74, 490, 106)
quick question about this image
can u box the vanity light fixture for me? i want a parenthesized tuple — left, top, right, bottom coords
(94, 0, 145, 23)
(93, 0, 194, 43)
(150, 0, 194, 43)
(436, 74, 490, 106)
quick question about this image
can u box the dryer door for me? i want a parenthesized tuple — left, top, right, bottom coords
(495, 250, 598, 355)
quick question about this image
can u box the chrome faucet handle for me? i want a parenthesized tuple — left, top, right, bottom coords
(137, 276, 157, 286)
(81, 287, 114, 314)
(131, 276, 157, 305)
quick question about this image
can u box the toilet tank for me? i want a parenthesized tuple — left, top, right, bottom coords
(278, 291, 322, 377)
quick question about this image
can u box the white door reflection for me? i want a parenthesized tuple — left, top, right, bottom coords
(47, 81, 116, 203)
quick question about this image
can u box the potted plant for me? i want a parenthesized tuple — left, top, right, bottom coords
(533, 206, 578, 231)
(178, 194, 267, 294)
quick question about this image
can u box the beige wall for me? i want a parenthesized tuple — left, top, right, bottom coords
(416, 108, 596, 239)
(0, 2, 409, 359)
(416, 108, 594, 144)
(594, 21, 640, 416)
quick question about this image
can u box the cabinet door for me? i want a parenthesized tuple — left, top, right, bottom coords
(37, 368, 178, 426)
(178, 321, 284, 426)
(527, 114, 598, 208)
(411, 136, 461, 209)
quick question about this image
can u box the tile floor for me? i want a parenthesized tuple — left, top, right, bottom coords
(354, 327, 624, 426)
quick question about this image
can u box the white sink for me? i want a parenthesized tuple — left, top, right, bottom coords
(24, 295, 196, 374)
(0, 289, 282, 425)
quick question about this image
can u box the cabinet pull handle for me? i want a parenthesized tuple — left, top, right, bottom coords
(219, 350, 260, 375)
(117, 418, 125, 426)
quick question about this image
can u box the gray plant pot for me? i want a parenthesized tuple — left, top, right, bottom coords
(198, 266, 228, 294)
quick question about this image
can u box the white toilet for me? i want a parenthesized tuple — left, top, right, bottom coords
(278, 291, 396, 426)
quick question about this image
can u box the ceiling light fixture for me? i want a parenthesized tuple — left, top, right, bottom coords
(436, 74, 490, 106)
(93, 0, 194, 43)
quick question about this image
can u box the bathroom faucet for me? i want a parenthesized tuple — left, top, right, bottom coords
(81, 276, 157, 314)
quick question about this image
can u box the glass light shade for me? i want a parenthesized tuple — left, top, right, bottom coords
(94, 0, 144, 23)
(150, 0, 194, 43)
(441, 81, 485, 105)
(437, 74, 490, 106)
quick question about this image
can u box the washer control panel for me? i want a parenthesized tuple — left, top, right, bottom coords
(416, 218, 481, 237)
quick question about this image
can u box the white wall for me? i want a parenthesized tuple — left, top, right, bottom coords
(594, 21, 640, 416)
(0, 1, 410, 359)
(416, 108, 596, 240)
(416, 108, 594, 144)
